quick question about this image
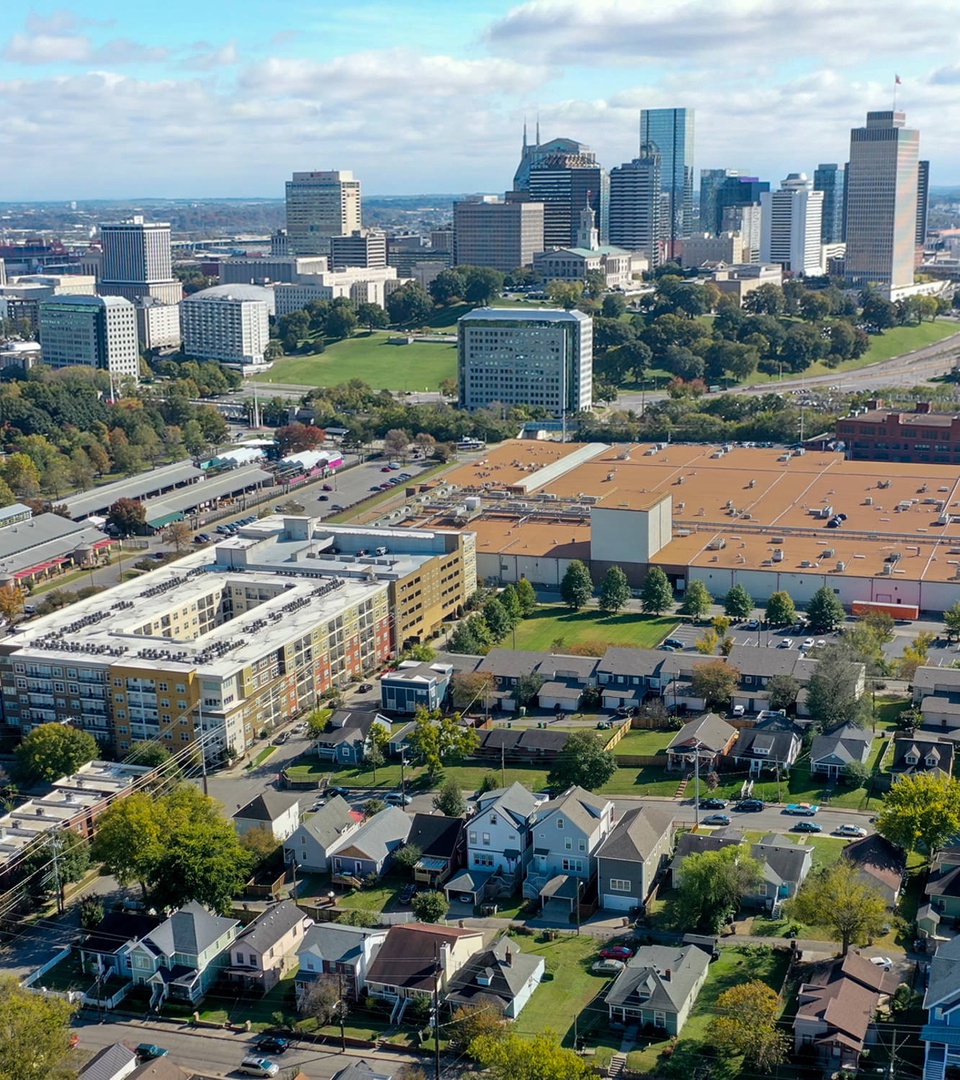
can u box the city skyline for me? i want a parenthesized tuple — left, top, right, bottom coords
(2, 0, 960, 200)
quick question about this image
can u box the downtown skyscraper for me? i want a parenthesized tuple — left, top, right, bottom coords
(639, 108, 694, 257)
(285, 170, 362, 256)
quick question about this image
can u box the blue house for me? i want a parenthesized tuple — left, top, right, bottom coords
(922, 935, 960, 1080)
(380, 662, 453, 715)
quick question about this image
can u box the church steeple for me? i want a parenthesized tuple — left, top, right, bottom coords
(577, 201, 599, 251)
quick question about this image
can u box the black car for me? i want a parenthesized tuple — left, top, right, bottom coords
(700, 797, 727, 810)
(257, 1036, 289, 1055)
(734, 799, 764, 812)
(326, 786, 350, 797)
(398, 883, 416, 905)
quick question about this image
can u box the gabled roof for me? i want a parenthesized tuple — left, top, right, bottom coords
(843, 834, 906, 896)
(329, 806, 411, 863)
(366, 923, 483, 992)
(80, 912, 163, 955)
(476, 781, 538, 827)
(811, 722, 873, 766)
(667, 713, 738, 755)
(605, 944, 709, 1013)
(296, 796, 358, 848)
(298, 922, 386, 966)
(234, 900, 306, 955)
(750, 836, 811, 888)
(914, 665, 960, 693)
(597, 805, 675, 865)
(79, 1042, 139, 1080)
(924, 934, 960, 1009)
(406, 814, 464, 860)
(233, 791, 300, 824)
(537, 785, 611, 834)
(331, 1061, 394, 1080)
(672, 828, 744, 865)
(140, 901, 237, 959)
(733, 726, 800, 760)
(596, 646, 663, 679)
(726, 644, 807, 679)
(891, 737, 955, 773)
(534, 655, 600, 681)
(796, 951, 894, 1046)
(446, 937, 543, 1010)
(477, 648, 550, 681)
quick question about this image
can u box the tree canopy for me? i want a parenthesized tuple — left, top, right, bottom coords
(710, 980, 786, 1070)
(0, 975, 78, 1080)
(674, 845, 762, 932)
(806, 585, 847, 632)
(14, 723, 99, 785)
(765, 590, 796, 627)
(724, 584, 753, 620)
(787, 860, 888, 953)
(679, 579, 712, 619)
(407, 707, 480, 779)
(691, 659, 740, 709)
(560, 560, 593, 611)
(469, 1030, 590, 1080)
(547, 730, 618, 792)
(640, 566, 673, 615)
(598, 565, 630, 615)
(875, 771, 960, 857)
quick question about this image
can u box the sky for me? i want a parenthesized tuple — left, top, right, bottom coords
(3, 0, 960, 202)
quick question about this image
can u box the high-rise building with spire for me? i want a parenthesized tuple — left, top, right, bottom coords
(512, 123, 591, 193)
(639, 108, 694, 257)
(527, 145, 608, 249)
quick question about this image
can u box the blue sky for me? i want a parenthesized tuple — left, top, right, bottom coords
(3, 0, 960, 200)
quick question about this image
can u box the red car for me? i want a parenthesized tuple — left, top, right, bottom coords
(599, 945, 634, 961)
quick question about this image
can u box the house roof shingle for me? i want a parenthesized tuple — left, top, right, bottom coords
(446, 938, 543, 1011)
(329, 806, 411, 864)
(667, 713, 739, 755)
(233, 791, 300, 824)
(296, 795, 358, 847)
(80, 912, 163, 956)
(79, 1043, 139, 1080)
(811, 722, 873, 767)
(366, 923, 483, 993)
(406, 814, 464, 860)
(298, 922, 385, 966)
(537, 785, 610, 834)
(596, 805, 675, 865)
(141, 901, 237, 959)
(476, 781, 538, 826)
(605, 944, 709, 1013)
(234, 900, 306, 956)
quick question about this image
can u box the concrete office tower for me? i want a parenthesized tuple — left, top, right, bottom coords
(760, 174, 824, 276)
(700, 169, 738, 235)
(609, 146, 663, 267)
(329, 230, 387, 270)
(453, 196, 545, 273)
(722, 204, 763, 263)
(528, 150, 609, 249)
(917, 160, 930, 248)
(639, 108, 694, 256)
(98, 217, 181, 306)
(845, 111, 920, 288)
(181, 292, 270, 370)
(38, 295, 139, 384)
(458, 307, 593, 414)
(219, 255, 328, 286)
(814, 164, 846, 244)
(285, 171, 362, 256)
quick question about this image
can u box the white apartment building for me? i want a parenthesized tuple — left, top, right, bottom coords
(219, 256, 328, 286)
(98, 217, 182, 306)
(273, 266, 399, 315)
(285, 171, 361, 256)
(458, 307, 593, 414)
(760, 174, 824, 276)
(135, 298, 181, 350)
(38, 295, 140, 384)
(181, 292, 270, 370)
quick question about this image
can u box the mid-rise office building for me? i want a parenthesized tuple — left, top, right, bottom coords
(430, 230, 454, 255)
(639, 108, 694, 256)
(528, 149, 608, 249)
(98, 217, 181, 306)
(609, 147, 663, 267)
(699, 169, 739, 235)
(760, 174, 824, 276)
(453, 196, 545, 273)
(38, 295, 139, 384)
(458, 307, 593, 414)
(273, 267, 399, 315)
(134, 298, 181, 351)
(681, 232, 747, 267)
(712, 176, 770, 238)
(917, 160, 930, 248)
(285, 171, 362, 256)
(219, 256, 328, 286)
(0, 274, 97, 328)
(813, 164, 846, 244)
(721, 204, 763, 262)
(329, 230, 387, 270)
(181, 289, 270, 369)
(844, 111, 920, 288)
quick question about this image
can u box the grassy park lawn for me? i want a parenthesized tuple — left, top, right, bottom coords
(512, 606, 678, 652)
(263, 332, 456, 390)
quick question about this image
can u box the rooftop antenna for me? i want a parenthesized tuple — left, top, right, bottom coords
(522, 117, 528, 152)
(892, 72, 902, 111)
(536, 109, 541, 147)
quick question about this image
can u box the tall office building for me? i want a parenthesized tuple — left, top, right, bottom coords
(609, 146, 663, 266)
(844, 111, 920, 288)
(453, 196, 544, 273)
(458, 307, 592, 414)
(699, 169, 738, 235)
(329, 230, 387, 270)
(528, 150, 608, 249)
(721, 204, 763, 263)
(713, 176, 770, 238)
(917, 160, 930, 249)
(285, 171, 362, 256)
(512, 125, 591, 192)
(38, 295, 139, 384)
(760, 173, 824, 276)
(98, 217, 181, 306)
(639, 108, 694, 256)
(813, 164, 846, 244)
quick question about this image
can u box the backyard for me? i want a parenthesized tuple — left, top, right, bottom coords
(512, 606, 678, 652)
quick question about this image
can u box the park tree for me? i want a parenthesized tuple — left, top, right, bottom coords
(386, 281, 433, 325)
(482, 596, 511, 641)
(679, 579, 712, 620)
(691, 659, 740, 709)
(429, 269, 466, 306)
(710, 980, 786, 1070)
(498, 584, 523, 626)
(0, 974, 78, 1080)
(547, 730, 618, 792)
(462, 266, 505, 305)
(0, 583, 25, 623)
(598, 565, 631, 615)
(275, 423, 325, 455)
(514, 578, 537, 616)
(383, 428, 411, 460)
(470, 1030, 590, 1080)
(767, 673, 801, 712)
(875, 771, 960, 858)
(765, 590, 796, 627)
(787, 860, 887, 954)
(546, 280, 584, 310)
(14, 723, 99, 785)
(365, 745, 385, 782)
(433, 778, 466, 817)
(411, 890, 449, 923)
(805, 648, 870, 732)
(724, 584, 754, 620)
(560, 560, 593, 610)
(945, 601, 960, 641)
(449, 1003, 506, 1056)
(640, 566, 673, 615)
(694, 629, 719, 655)
(407, 707, 480, 780)
(806, 585, 847, 632)
(326, 305, 358, 341)
(106, 497, 146, 536)
(675, 845, 762, 932)
(357, 302, 389, 329)
(162, 521, 193, 552)
(239, 825, 280, 867)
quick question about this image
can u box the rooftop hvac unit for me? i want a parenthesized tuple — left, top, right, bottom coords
(762, 559, 774, 566)
(772, 549, 784, 562)
(824, 549, 835, 558)
(881, 563, 893, 575)
(939, 514, 950, 526)
(865, 496, 873, 505)
(677, 502, 685, 512)
(820, 505, 834, 519)
(800, 560, 815, 568)
(748, 479, 756, 488)
(771, 537, 785, 544)
(836, 561, 846, 571)
(542, 493, 557, 501)
(707, 537, 727, 550)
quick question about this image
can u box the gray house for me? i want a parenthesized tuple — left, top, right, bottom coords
(596, 804, 676, 913)
(727, 713, 803, 776)
(380, 662, 453, 715)
(666, 713, 739, 771)
(810, 722, 874, 779)
(748, 834, 813, 914)
(315, 711, 392, 765)
(605, 944, 710, 1035)
(283, 796, 362, 873)
(445, 937, 545, 1019)
(328, 806, 412, 884)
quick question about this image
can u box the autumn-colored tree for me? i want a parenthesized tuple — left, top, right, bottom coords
(162, 521, 192, 552)
(710, 980, 786, 1069)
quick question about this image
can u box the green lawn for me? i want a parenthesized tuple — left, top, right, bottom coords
(249, 745, 277, 767)
(285, 756, 551, 794)
(263, 332, 456, 390)
(874, 694, 912, 731)
(611, 727, 675, 756)
(336, 871, 408, 913)
(598, 764, 681, 797)
(512, 606, 678, 652)
(802, 835, 849, 867)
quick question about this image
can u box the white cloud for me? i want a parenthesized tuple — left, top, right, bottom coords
(181, 41, 239, 71)
(3, 29, 168, 65)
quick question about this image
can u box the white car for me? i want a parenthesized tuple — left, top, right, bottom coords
(869, 956, 894, 970)
(803, 638, 816, 649)
(835, 823, 867, 837)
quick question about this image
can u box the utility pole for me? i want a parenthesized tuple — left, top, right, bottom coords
(500, 741, 505, 789)
(338, 970, 346, 1051)
(50, 829, 64, 915)
(575, 879, 583, 936)
(433, 953, 442, 1080)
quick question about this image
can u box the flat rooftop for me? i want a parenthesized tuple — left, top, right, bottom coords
(65, 460, 203, 520)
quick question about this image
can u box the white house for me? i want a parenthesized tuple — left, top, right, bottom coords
(233, 792, 302, 843)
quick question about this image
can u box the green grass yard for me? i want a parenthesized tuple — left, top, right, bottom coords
(611, 728, 675, 757)
(512, 606, 678, 652)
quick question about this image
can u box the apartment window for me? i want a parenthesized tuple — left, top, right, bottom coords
(489, 814, 497, 825)
(159, 683, 168, 692)
(178, 701, 187, 710)
(468, 831, 477, 845)
(556, 818, 564, 829)
(181, 732, 190, 741)
(116, 710, 126, 719)
(564, 838, 572, 850)
(578, 839, 586, 852)
(176, 684, 186, 693)
(561, 858, 583, 873)
(482, 832, 491, 846)
(474, 852, 494, 867)
(609, 879, 631, 892)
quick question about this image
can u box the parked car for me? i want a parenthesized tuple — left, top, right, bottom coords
(257, 1037, 289, 1055)
(384, 791, 412, 806)
(239, 1058, 279, 1078)
(599, 945, 634, 961)
(322, 483, 333, 491)
(785, 803, 820, 816)
(734, 799, 764, 812)
(802, 638, 816, 649)
(358, 683, 373, 692)
(399, 883, 417, 905)
(136, 1046, 168, 1061)
(777, 639, 794, 649)
(835, 823, 867, 837)
(660, 644, 677, 652)
(326, 786, 350, 797)
(743, 619, 760, 630)
(592, 958, 626, 974)
(318, 494, 329, 501)
(700, 798, 727, 810)
(662, 637, 685, 649)
(731, 705, 745, 717)
(792, 821, 823, 833)
(703, 813, 731, 826)
(869, 956, 893, 970)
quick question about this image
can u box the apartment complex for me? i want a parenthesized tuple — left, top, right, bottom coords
(98, 217, 181, 306)
(458, 307, 593, 414)
(760, 173, 824, 275)
(0, 518, 475, 759)
(453, 197, 545, 273)
(37, 294, 140, 384)
(285, 171, 362, 256)
(181, 291, 270, 369)
(134, 297, 181, 350)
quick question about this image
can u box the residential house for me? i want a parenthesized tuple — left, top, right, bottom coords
(793, 950, 896, 1069)
(387, 722, 416, 759)
(380, 662, 453, 715)
(890, 737, 955, 779)
(605, 944, 710, 1035)
(446, 782, 538, 904)
(404, 813, 465, 890)
(666, 713, 739, 771)
(524, 786, 614, 914)
(842, 834, 906, 908)
(474, 727, 571, 764)
(924, 849, 960, 921)
(921, 934, 960, 1080)
(127, 901, 239, 1007)
(595, 647, 664, 710)
(365, 923, 484, 1021)
(747, 834, 813, 914)
(225, 899, 312, 994)
(669, 827, 746, 887)
(295, 922, 388, 1003)
(78, 1043, 139, 1080)
(328, 806, 411, 884)
(727, 645, 807, 714)
(315, 711, 392, 765)
(331, 1063, 394, 1080)
(445, 937, 545, 1019)
(727, 712, 803, 776)
(596, 804, 676, 913)
(476, 649, 551, 711)
(283, 796, 362, 873)
(810, 722, 874, 780)
(129, 1060, 191, 1080)
(534, 655, 599, 712)
(232, 792, 301, 843)
(78, 912, 163, 981)
(913, 665, 960, 732)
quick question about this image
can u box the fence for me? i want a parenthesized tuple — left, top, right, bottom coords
(21, 945, 72, 988)
(603, 723, 631, 751)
